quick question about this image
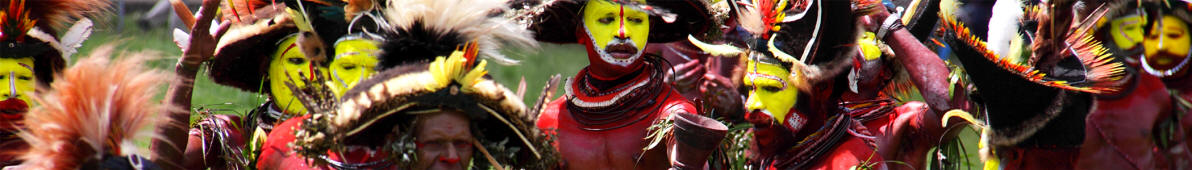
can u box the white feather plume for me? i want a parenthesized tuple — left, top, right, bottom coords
(381, 0, 538, 65)
(57, 19, 94, 62)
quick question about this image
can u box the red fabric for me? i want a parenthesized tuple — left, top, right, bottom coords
(998, 147, 1081, 170)
(755, 137, 886, 170)
(256, 115, 394, 170)
(256, 115, 318, 170)
(536, 84, 696, 170)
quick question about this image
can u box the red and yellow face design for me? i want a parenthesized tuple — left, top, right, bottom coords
(742, 58, 805, 131)
(269, 35, 326, 115)
(581, 0, 651, 68)
(1109, 14, 1146, 52)
(1141, 15, 1191, 77)
(0, 57, 34, 115)
(330, 38, 380, 98)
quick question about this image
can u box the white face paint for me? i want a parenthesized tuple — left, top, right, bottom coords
(584, 28, 645, 67)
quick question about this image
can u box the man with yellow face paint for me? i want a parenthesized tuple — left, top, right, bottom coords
(526, 0, 723, 169)
(265, 34, 326, 115)
(329, 34, 380, 97)
(158, 1, 349, 169)
(0, 0, 105, 166)
(1062, 1, 1192, 169)
(710, 0, 958, 169)
(0, 58, 36, 116)
(1142, 16, 1192, 79)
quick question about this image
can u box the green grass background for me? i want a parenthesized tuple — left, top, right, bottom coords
(75, 13, 982, 169)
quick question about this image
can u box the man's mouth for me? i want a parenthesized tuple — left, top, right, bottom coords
(1144, 51, 1190, 70)
(604, 43, 639, 59)
(0, 98, 28, 115)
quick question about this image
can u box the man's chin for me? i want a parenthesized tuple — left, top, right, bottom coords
(428, 163, 466, 170)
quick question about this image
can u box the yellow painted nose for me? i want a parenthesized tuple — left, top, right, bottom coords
(745, 91, 764, 111)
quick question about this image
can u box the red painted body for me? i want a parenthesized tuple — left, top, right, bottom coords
(536, 83, 696, 170)
(1077, 74, 1192, 169)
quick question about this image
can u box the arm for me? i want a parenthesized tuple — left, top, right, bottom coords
(876, 14, 953, 114)
(151, 0, 230, 169)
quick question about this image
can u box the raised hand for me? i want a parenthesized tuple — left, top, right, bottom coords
(154, 0, 231, 169)
(177, 0, 231, 69)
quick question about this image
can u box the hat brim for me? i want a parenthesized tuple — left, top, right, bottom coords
(298, 61, 555, 168)
(939, 2, 1126, 94)
(209, 14, 299, 93)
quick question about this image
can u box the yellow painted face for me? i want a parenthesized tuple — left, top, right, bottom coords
(1109, 14, 1146, 50)
(0, 58, 35, 112)
(743, 59, 799, 125)
(330, 38, 380, 98)
(1142, 15, 1191, 71)
(858, 32, 882, 61)
(268, 35, 322, 115)
(582, 0, 650, 67)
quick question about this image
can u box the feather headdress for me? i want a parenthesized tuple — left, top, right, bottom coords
(291, 42, 559, 169)
(939, 0, 1126, 94)
(14, 46, 174, 169)
(374, 0, 537, 67)
(691, 0, 861, 93)
(1085, 0, 1192, 78)
(0, 0, 108, 86)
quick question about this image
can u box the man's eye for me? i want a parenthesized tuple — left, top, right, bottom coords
(628, 17, 643, 24)
(598, 17, 614, 24)
(419, 142, 443, 149)
(763, 86, 783, 92)
(1168, 32, 1184, 39)
(453, 141, 471, 149)
(341, 65, 357, 70)
(288, 58, 306, 64)
(17, 76, 30, 81)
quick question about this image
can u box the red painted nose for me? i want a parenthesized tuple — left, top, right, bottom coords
(617, 27, 628, 39)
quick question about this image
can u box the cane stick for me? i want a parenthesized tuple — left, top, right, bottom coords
(473, 140, 507, 170)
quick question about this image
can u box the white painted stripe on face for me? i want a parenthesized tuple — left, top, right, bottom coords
(8, 71, 16, 98)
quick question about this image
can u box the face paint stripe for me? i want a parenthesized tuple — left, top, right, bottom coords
(618, 5, 627, 38)
(280, 43, 299, 61)
(8, 72, 15, 98)
(746, 72, 787, 89)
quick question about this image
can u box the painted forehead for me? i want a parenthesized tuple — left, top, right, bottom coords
(745, 60, 789, 86)
(586, 0, 650, 12)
